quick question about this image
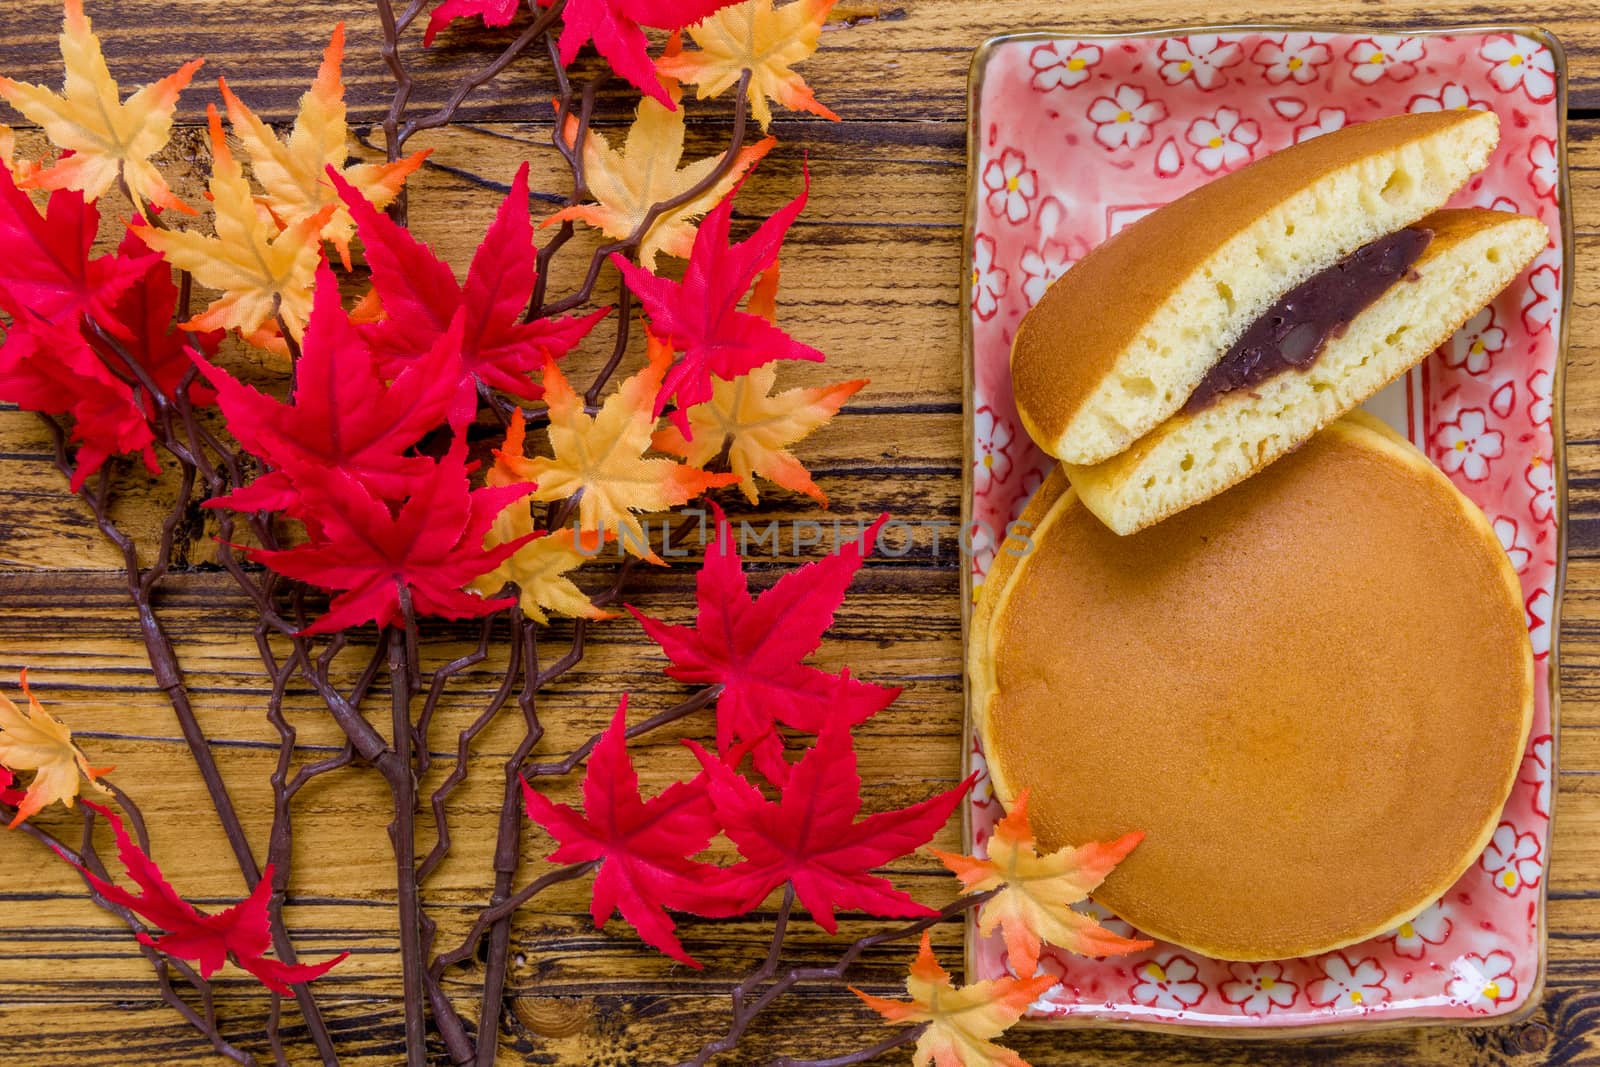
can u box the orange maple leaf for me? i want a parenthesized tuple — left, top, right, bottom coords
(135, 105, 331, 345)
(502, 335, 738, 561)
(653, 364, 863, 506)
(932, 791, 1151, 977)
(219, 24, 428, 270)
(0, 671, 112, 827)
(657, 0, 841, 132)
(853, 931, 1055, 1067)
(0, 0, 201, 214)
(473, 410, 619, 625)
(543, 78, 774, 271)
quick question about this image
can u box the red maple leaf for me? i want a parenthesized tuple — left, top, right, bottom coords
(0, 317, 160, 489)
(538, 0, 738, 108)
(0, 765, 26, 809)
(94, 223, 222, 407)
(687, 724, 975, 931)
(0, 178, 216, 489)
(612, 169, 822, 436)
(521, 696, 724, 966)
(423, 0, 520, 45)
(195, 259, 460, 512)
(0, 163, 150, 330)
(628, 504, 897, 785)
(69, 801, 347, 993)
(333, 163, 607, 422)
(242, 442, 536, 635)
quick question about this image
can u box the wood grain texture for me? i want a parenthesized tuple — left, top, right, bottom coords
(0, 0, 1596, 1064)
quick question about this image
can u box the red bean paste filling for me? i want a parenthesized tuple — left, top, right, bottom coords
(1183, 227, 1433, 414)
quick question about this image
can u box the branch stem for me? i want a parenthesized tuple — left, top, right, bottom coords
(678, 892, 996, 1067)
(386, 617, 428, 1067)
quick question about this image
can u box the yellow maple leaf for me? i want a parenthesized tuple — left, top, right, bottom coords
(657, 0, 841, 132)
(0, 0, 201, 214)
(653, 364, 864, 506)
(475, 526, 613, 625)
(504, 336, 739, 561)
(473, 410, 619, 624)
(543, 78, 775, 271)
(0, 671, 112, 828)
(0, 124, 38, 186)
(219, 23, 428, 270)
(853, 932, 1055, 1067)
(932, 791, 1151, 977)
(135, 105, 331, 344)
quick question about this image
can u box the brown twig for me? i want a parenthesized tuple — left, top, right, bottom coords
(398, 6, 563, 146)
(678, 892, 997, 1067)
(386, 598, 428, 1067)
(472, 612, 543, 1066)
(522, 684, 722, 778)
(415, 616, 499, 781)
(540, 69, 757, 320)
(767, 1027, 927, 1067)
(374, 0, 565, 224)
(430, 860, 598, 976)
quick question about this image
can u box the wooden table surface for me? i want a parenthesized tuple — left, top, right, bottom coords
(1, 1, 1598, 1064)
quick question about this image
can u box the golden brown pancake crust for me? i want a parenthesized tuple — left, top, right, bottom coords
(978, 419, 1533, 961)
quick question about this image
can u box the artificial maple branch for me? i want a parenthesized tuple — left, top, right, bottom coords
(473, 612, 544, 1067)
(540, 68, 758, 320)
(34, 411, 343, 1064)
(3, 6, 859, 1064)
(6, 795, 255, 1065)
(374, 0, 566, 225)
(766, 1027, 926, 1067)
(78, 327, 361, 1059)
(165, 389, 429, 1065)
(431, 859, 600, 975)
(678, 891, 998, 1067)
(386, 600, 429, 1067)
(522, 684, 723, 778)
(416, 615, 518, 879)
(400, 5, 564, 146)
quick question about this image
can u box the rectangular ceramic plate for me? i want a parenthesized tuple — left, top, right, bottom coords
(960, 24, 1571, 1035)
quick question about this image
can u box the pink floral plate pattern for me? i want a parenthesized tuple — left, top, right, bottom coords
(960, 25, 1570, 1032)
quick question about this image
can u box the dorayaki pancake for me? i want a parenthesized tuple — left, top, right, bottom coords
(1062, 208, 1549, 535)
(1011, 109, 1499, 467)
(971, 414, 1533, 961)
